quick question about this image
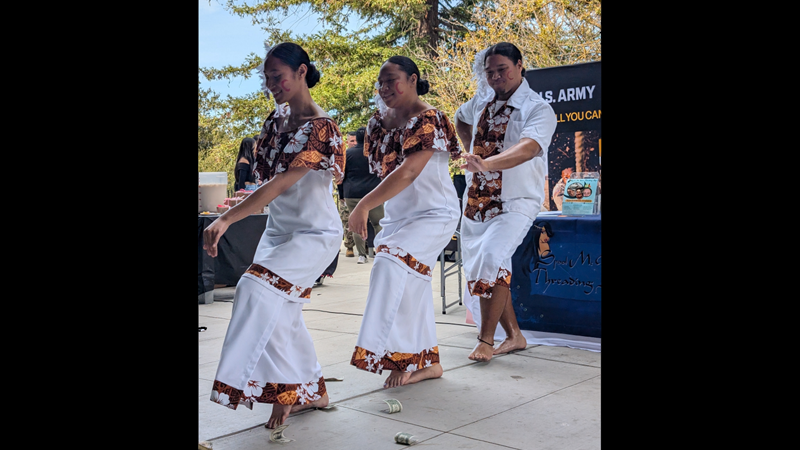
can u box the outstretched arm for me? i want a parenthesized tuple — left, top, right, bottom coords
(203, 166, 311, 257)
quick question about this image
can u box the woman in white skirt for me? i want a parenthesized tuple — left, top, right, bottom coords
(348, 56, 461, 388)
(203, 42, 345, 429)
(455, 43, 557, 363)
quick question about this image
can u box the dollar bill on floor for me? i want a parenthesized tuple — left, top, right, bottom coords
(323, 377, 344, 381)
(269, 424, 294, 443)
(198, 441, 213, 450)
(395, 432, 418, 445)
(383, 398, 402, 413)
(315, 403, 337, 410)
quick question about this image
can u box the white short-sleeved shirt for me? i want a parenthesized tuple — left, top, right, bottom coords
(456, 78, 557, 220)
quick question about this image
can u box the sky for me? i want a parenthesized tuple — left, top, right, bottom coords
(198, 0, 364, 99)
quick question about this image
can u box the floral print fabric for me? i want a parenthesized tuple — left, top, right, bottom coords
(210, 376, 327, 410)
(364, 109, 461, 179)
(255, 108, 345, 181)
(245, 263, 312, 299)
(467, 266, 512, 299)
(375, 245, 432, 278)
(350, 345, 439, 375)
(464, 100, 515, 222)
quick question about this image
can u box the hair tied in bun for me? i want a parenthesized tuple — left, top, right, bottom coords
(416, 78, 430, 96)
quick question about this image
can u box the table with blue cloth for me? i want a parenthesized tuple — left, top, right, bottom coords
(510, 213, 601, 340)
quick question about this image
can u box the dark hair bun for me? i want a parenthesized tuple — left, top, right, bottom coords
(416, 79, 430, 96)
(306, 63, 321, 88)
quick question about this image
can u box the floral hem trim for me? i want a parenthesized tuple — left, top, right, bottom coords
(245, 264, 312, 299)
(375, 245, 432, 277)
(210, 377, 327, 410)
(350, 346, 439, 375)
(467, 267, 512, 299)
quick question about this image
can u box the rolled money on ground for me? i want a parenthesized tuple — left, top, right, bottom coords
(383, 398, 402, 413)
(395, 432, 418, 445)
(269, 424, 294, 443)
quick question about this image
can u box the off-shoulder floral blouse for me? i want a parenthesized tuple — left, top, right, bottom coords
(255, 108, 345, 182)
(364, 108, 461, 179)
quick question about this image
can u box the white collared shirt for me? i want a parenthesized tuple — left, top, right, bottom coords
(456, 78, 557, 219)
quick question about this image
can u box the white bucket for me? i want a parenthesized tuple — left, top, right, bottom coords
(199, 172, 228, 213)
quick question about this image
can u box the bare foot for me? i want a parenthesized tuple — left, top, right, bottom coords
(493, 334, 528, 355)
(383, 370, 412, 388)
(265, 393, 330, 429)
(265, 403, 292, 429)
(405, 363, 443, 385)
(468, 341, 495, 362)
(291, 392, 329, 413)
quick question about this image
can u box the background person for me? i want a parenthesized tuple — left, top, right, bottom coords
(343, 127, 384, 264)
(337, 134, 357, 257)
(234, 137, 258, 192)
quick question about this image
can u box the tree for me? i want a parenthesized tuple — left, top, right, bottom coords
(198, 82, 229, 153)
(198, 82, 271, 194)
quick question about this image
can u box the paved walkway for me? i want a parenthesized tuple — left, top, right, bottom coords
(198, 245, 600, 449)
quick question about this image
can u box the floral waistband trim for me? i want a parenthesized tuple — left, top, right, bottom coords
(375, 245, 432, 277)
(245, 264, 312, 299)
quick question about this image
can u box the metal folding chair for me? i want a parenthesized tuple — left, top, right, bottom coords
(439, 229, 463, 314)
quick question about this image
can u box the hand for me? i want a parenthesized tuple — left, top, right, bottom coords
(203, 218, 230, 258)
(347, 204, 369, 240)
(460, 153, 490, 172)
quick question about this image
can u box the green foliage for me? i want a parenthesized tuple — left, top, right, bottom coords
(198, 82, 269, 194)
(293, 30, 407, 131)
(198, 82, 229, 152)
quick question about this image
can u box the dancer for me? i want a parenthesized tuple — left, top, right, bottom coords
(348, 56, 461, 388)
(454, 42, 557, 362)
(204, 42, 345, 428)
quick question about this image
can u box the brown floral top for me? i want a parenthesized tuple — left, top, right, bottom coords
(464, 99, 514, 222)
(365, 109, 461, 179)
(255, 108, 345, 182)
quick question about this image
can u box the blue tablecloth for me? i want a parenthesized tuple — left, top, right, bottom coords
(510, 214, 601, 338)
